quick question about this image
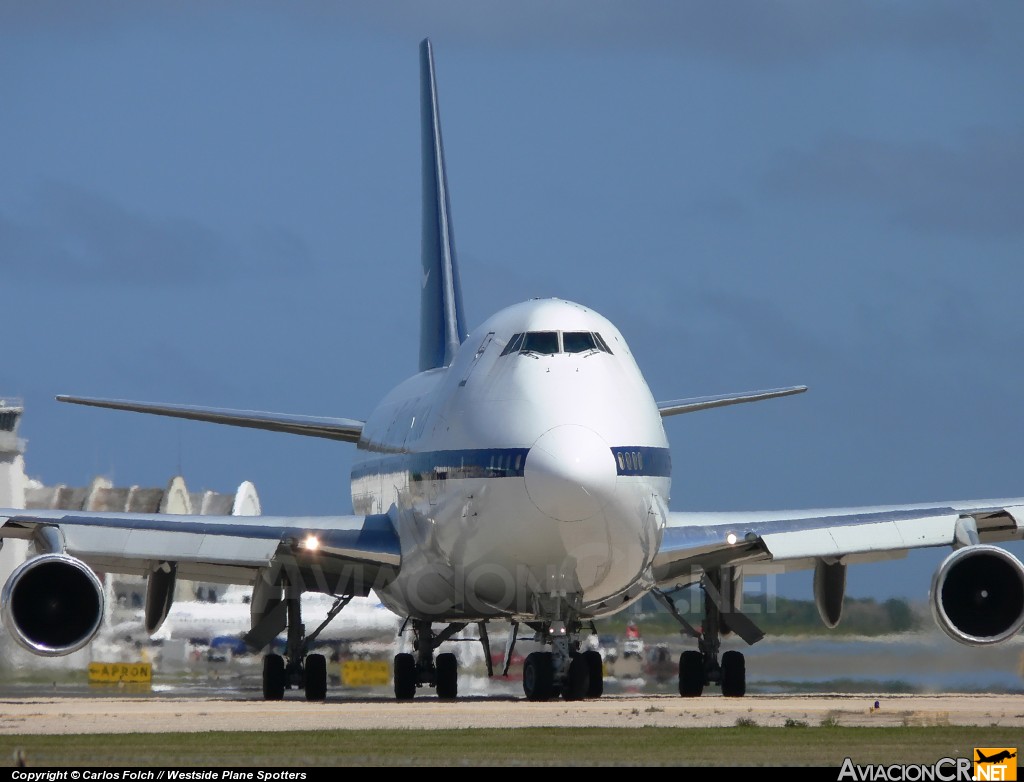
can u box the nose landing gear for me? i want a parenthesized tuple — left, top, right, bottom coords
(518, 620, 605, 702)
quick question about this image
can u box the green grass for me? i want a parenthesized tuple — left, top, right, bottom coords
(1, 726, 1017, 767)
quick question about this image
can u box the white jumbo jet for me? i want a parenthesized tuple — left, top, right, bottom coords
(2, 39, 1023, 703)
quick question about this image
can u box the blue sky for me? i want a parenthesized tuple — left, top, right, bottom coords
(1, 2, 1022, 601)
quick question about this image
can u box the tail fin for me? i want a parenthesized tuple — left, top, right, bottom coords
(419, 37, 468, 372)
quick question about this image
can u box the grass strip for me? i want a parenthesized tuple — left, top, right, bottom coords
(1, 726, 1019, 767)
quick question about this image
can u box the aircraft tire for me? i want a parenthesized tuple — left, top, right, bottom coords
(584, 650, 604, 698)
(523, 651, 554, 701)
(304, 653, 327, 701)
(563, 652, 591, 701)
(262, 654, 286, 701)
(394, 652, 417, 700)
(436, 652, 458, 699)
(720, 650, 746, 697)
(678, 650, 704, 697)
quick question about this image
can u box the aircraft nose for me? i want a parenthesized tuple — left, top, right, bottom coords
(524, 425, 617, 522)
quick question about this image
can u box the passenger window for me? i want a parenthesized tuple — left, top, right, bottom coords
(562, 332, 598, 353)
(521, 331, 559, 355)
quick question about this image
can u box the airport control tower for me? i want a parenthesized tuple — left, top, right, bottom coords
(0, 397, 28, 578)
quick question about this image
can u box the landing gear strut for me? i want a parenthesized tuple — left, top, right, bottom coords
(254, 576, 342, 702)
(654, 568, 763, 698)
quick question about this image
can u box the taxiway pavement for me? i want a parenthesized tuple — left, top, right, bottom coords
(0, 692, 1021, 734)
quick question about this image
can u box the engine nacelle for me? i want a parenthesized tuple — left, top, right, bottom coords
(1, 553, 105, 656)
(930, 544, 1024, 646)
(814, 559, 847, 629)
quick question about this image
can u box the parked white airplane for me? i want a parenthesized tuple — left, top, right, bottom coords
(121, 587, 400, 651)
(2, 39, 1023, 703)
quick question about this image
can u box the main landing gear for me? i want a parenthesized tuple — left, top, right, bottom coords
(388, 617, 606, 702)
(393, 619, 480, 700)
(252, 581, 352, 702)
(653, 568, 764, 698)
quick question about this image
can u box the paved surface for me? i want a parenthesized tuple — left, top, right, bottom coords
(0, 692, 1021, 734)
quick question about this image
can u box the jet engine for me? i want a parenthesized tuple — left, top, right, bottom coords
(930, 544, 1024, 646)
(0, 553, 105, 656)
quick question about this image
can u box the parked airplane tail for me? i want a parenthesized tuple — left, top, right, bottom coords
(419, 37, 468, 372)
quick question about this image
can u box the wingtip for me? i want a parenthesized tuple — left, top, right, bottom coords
(55, 395, 95, 407)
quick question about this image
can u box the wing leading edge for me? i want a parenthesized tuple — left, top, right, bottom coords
(56, 395, 364, 443)
(657, 385, 807, 417)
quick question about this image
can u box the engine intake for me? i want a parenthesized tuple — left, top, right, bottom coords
(930, 544, 1024, 646)
(1, 554, 105, 656)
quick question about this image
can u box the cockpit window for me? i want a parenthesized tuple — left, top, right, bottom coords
(500, 332, 525, 356)
(562, 332, 598, 353)
(521, 331, 560, 355)
(502, 330, 613, 357)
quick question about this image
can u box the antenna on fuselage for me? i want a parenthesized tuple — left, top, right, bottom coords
(419, 37, 468, 372)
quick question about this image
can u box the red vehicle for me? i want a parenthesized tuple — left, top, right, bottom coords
(622, 621, 644, 659)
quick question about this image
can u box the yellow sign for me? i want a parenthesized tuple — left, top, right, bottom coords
(341, 660, 390, 687)
(88, 662, 153, 684)
(975, 748, 1018, 781)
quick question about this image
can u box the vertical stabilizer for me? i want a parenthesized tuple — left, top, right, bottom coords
(419, 38, 468, 372)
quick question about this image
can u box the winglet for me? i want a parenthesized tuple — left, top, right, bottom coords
(419, 38, 468, 372)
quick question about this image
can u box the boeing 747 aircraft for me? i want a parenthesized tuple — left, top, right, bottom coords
(2, 40, 1022, 703)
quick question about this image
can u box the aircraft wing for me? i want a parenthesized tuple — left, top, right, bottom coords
(652, 498, 1024, 587)
(656, 385, 807, 417)
(56, 395, 364, 443)
(0, 508, 399, 591)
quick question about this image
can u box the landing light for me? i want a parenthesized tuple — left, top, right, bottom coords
(302, 534, 320, 551)
(726, 533, 738, 546)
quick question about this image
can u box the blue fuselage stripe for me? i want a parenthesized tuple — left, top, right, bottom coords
(351, 446, 671, 481)
(610, 446, 672, 477)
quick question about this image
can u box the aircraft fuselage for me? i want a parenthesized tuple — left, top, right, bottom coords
(352, 298, 671, 622)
